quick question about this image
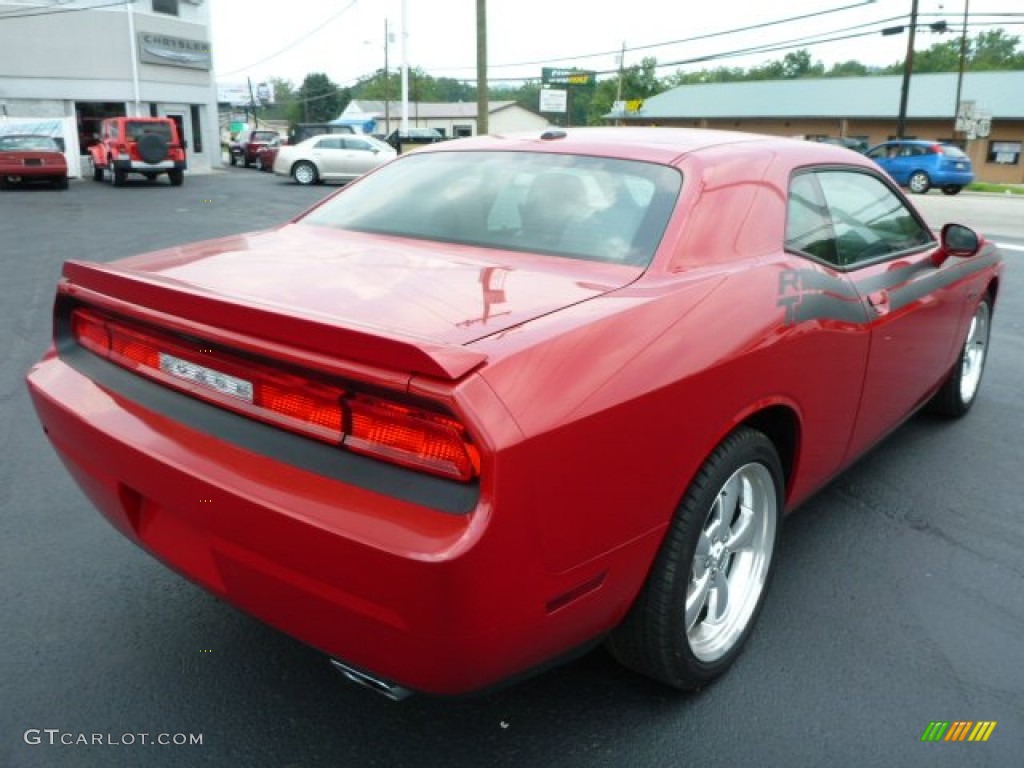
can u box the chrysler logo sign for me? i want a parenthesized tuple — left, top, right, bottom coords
(138, 33, 212, 70)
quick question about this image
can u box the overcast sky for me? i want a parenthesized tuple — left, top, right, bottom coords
(209, 0, 1023, 89)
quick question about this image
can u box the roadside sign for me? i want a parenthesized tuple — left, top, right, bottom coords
(541, 68, 596, 87)
(539, 89, 568, 113)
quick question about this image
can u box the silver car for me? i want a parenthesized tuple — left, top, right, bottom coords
(273, 134, 396, 186)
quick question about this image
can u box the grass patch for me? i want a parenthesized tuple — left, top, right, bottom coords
(966, 182, 1024, 195)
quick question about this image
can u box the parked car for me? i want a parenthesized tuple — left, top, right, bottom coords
(385, 127, 444, 153)
(26, 128, 1002, 698)
(864, 139, 974, 195)
(287, 123, 355, 145)
(89, 116, 186, 186)
(272, 134, 395, 185)
(230, 128, 280, 168)
(0, 134, 69, 189)
(255, 135, 282, 172)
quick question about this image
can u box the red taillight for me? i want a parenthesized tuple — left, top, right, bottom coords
(346, 395, 480, 482)
(69, 307, 478, 482)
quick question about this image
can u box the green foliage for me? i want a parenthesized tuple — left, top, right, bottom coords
(288, 73, 349, 125)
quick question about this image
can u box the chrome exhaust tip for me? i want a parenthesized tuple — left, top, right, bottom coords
(329, 659, 413, 701)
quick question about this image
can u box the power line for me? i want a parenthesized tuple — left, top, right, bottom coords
(0, 0, 131, 19)
(430, 0, 883, 73)
(216, 0, 359, 77)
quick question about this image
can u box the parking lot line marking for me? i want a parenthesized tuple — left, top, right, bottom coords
(994, 241, 1024, 253)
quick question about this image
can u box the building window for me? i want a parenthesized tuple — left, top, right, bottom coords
(453, 125, 472, 138)
(152, 0, 179, 16)
(987, 140, 1021, 165)
(190, 105, 203, 153)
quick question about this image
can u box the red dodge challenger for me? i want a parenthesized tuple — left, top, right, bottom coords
(26, 128, 1002, 698)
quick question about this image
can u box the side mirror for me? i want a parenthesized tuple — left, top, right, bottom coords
(932, 223, 981, 265)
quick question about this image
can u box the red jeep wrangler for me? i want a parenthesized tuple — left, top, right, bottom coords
(90, 117, 186, 187)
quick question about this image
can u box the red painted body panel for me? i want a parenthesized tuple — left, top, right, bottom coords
(25, 128, 1004, 695)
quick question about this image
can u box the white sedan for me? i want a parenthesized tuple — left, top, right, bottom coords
(273, 134, 396, 185)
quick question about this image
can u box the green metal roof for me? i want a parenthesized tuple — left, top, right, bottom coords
(628, 71, 1024, 121)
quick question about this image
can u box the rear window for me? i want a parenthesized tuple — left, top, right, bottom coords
(126, 122, 173, 141)
(300, 150, 682, 267)
(0, 135, 60, 152)
(939, 145, 968, 159)
(252, 132, 278, 142)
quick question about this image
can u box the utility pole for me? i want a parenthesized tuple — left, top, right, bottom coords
(476, 0, 488, 135)
(615, 41, 626, 126)
(384, 19, 391, 135)
(953, 0, 970, 135)
(896, 0, 919, 138)
(400, 0, 409, 134)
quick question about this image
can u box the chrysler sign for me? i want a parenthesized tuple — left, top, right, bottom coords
(138, 33, 211, 70)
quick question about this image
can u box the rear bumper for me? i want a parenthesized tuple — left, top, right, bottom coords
(112, 159, 186, 173)
(25, 351, 651, 694)
(933, 170, 974, 187)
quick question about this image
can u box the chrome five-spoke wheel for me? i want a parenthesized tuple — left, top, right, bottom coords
(687, 462, 776, 663)
(930, 295, 993, 418)
(607, 426, 783, 690)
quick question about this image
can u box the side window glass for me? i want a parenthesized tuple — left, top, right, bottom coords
(318, 137, 342, 150)
(345, 139, 370, 152)
(816, 171, 934, 267)
(786, 173, 838, 265)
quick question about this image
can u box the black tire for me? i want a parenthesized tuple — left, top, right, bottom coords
(92, 163, 104, 182)
(108, 159, 125, 187)
(168, 169, 184, 187)
(292, 161, 319, 186)
(607, 427, 783, 690)
(941, 185, 962, 196)
(242, 152, 252, 168)
(230, 152, 238, 167)
(907, 171, 931, 194)
(929, 295, 992, 418)
(137, 133, 169, 164)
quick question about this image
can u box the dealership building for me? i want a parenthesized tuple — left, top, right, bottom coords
(0, 0, 220, 178)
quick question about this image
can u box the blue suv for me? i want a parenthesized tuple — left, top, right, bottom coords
(865, 139, 974, 195)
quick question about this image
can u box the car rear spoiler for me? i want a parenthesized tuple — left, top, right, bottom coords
(60, 260, 488, 381)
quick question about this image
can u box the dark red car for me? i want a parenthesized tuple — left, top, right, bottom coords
(230, 129, 279, 168)
(0, 134, 69, 189)
(255, 135, 282, 172)
(26, 128, 1003, 698)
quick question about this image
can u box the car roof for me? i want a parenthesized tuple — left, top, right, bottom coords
(411, 126, 870, 168)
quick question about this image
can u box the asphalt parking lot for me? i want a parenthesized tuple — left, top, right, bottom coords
(2, 169, 1022, 768)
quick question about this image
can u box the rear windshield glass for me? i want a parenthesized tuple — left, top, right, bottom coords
(126, 122, 173, 141)
(300, 150, 682, 267)
(0, 135, 60, 152)
(940, 145, 968, 159)
(252, 132, 278, 142)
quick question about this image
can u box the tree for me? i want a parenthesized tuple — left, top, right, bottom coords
(825, 60, 873, 78)
(289, 73, 348, 125)
(971, 29, 1024, 70)
(781, 50, 824, 78)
